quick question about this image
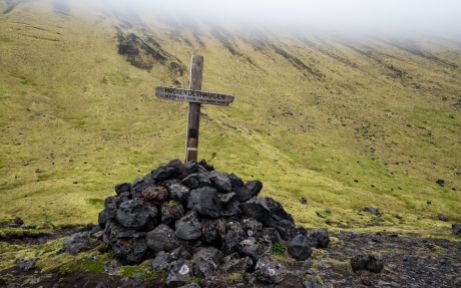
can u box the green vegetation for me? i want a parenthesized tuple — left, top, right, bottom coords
(0, 227, 50, 239)
(120, 261, 159, 281)
(58, 255, 106, 276)
(0, 0, 460, 243)
(271, 242, 288, 256)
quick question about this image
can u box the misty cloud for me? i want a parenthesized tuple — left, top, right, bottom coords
(68, 0, 461, 39)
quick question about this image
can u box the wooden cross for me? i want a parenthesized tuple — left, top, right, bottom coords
(155, 55, 235, 162)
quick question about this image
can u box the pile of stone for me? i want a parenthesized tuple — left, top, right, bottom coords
(97, 160, 330, 286)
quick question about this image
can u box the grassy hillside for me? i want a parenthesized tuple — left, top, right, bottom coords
(0, 0, 460, 239)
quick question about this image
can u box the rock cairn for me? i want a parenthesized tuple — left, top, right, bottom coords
(97, 160, 330, 286)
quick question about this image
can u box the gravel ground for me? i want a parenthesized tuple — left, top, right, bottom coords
(1, 230, 460, 288)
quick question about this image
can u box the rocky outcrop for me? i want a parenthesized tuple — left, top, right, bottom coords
(88, 160, 329, 285)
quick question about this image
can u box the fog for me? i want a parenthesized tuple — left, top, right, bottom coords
(84, 0, 461, 39)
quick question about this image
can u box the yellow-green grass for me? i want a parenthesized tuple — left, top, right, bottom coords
(0, 0, 460, 241)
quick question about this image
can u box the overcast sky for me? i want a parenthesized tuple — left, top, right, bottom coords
(93, 0, 461, 38)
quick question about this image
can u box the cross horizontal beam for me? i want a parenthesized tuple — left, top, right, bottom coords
(155, 86, 234, 106)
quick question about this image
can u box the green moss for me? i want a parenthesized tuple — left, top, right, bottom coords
(119, 261, 158, 281)
(271, 242, 288, 256)
(0, 228, 51, 239)
(80, 257, 106, 273)
(227, 272, 243, 282)
(56, 254, 107, 276)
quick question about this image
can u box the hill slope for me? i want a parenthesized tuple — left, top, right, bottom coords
(0, 0, 460, 238)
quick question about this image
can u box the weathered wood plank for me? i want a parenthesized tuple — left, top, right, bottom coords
(186, 55, 204, 162)
(155, 87, 234, 106)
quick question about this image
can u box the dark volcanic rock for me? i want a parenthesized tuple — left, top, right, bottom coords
(218, 192, 236, 204)
(161, 201, 185, 224)
(187, 187, 221, 218)
(239, 237, 259, 258)
(98, 210, 109, 227)
(277, 274, 305, 288)
(246, 180, 263, 198)
(436, 179, 445, 187)
(366, 255, 385, 273)
(175, 211, 202, 240)
(64, 232, 98, 255)
(240, 197, 273, 226)
(262, 227, 283, 243)
(202, 275, 228, 288)
(192, 247, 223, 277)
(170, 246, 192, 261)
(303, 277, 325, 288)
(116, 199, 158, 229)
(16, 257, 35, 272)
(146, 224, 180, 252)
(8, 217, 24, 228)
(151, 251, 170, 271)
(273, 219, 297, 241)
(299, 197, 308, 205)
(438, 214, 449, 222)
(242, 218, 263, 238)
(221, 199, 241, 217)
(111, 236, 148, 265)
(104, 196, 119, 219)
(288, 235, 312, 260)
(222, 221, 246, 253)
(363, 207, 380, 215)
(201, 218, 226, 243)
(266, 197, 294, 223)
(350, 253, 369, 272)
(306, 229, 330, 248)
(221, 254, 253, 273)
(209, 171, 232, 192)
(167, 259, 193, 286)
(141, 186, 168, 205)
(115, 183, 131, 195)
(350, 253, 384, 273)
(103, 220, 145, 242)
(168, 183, 190, 202)
(452, 224, 461, 235)
(151, 160, 182, 182)
(182, 173, 212, 189)
(254, 257, 287, 284)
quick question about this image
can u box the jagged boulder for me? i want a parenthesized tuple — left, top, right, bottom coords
(64, 231, 98, 255)
(288, 235, 312, 260)
(115, 199, 158, 229)
(187, 187, 221, 218)
(146, 224, 180, 252)
(175, 211, 202, 240)
(192, 247, 223, 277)
(350, 253, 384, 273)
(167, 259, 193, 286)
(254, 257, 287, 284)
(161, 201, 185, 224)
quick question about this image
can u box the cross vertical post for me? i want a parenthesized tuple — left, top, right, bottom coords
(155, 55, 234, 162)
(185, 55, 204, 162)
